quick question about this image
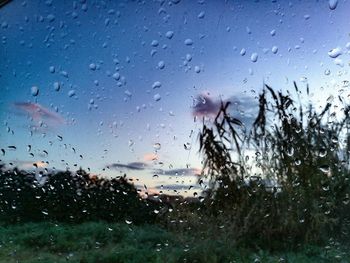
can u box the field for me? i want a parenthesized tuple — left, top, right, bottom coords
(0, 221, 349, 263)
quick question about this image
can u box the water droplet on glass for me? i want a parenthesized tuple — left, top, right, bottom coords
(154, 143, 161, 151)
(165, 31, 174, 39)
(49, 66, 55, 73)
(328, 47, 342, 58)
(31, 86, 39, 96)
(194, 66, 201, 73)
(158, 61, 165, 69)
(47, 14, 55, 22)
(53, 82, 60, 91)
(271, 46, 278, 54)
(151, 40, 159, 47)
(198, 11, 205, 19)
(154, 93, 161, 101)
(270, 29, 276, 36)
(240, 48, 246, 56)
(319, 165, 330, 174)
(125, 219, 132, 225)
(319, 148, 327, 157)
(68, 90, 76, 97)
(184, 39, 193, 46)
(89, 63, 97, 71)
(329, 0, 338, 10)
(250, 53, 258, 62)
(152, 81, 161, 89)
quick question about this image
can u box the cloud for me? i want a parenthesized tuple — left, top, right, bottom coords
(155, 184, 200, 191)
(192, 93, 258, 128)
(153, 167, 201, 176)
(8, 160, 48, 170)
(227, 95, 258, 127)
(192, 93, 221, 117)
(13, 102, 65, 125)
(143, 153, 158, 161)
(107, 162, 149, 171)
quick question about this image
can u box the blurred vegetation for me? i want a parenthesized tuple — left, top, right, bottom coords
(163, 83, 350, 249)
(0, 221, 349, 263)
(0, 166, 160, 224)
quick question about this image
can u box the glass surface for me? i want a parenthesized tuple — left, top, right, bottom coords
(1, 0, 350, 262)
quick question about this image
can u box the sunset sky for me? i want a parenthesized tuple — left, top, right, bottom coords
(1, 0, 350, 195)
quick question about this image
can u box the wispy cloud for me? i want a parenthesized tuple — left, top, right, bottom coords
(143, 153, 158, 161)
(192, 93, 221, 117)
(106, 162, 149, 171)
(13, 102, 65, 126)
(192, 93, 258, 127)
(155, 184, 199, 191)
(153, 167, 201, 176)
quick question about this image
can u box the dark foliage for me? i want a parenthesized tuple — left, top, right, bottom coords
(194, 83, 350, 247)
(0, 166, 159, 224)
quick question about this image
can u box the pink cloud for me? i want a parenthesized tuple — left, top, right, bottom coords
(13, 102, 65, 126)
(143, 153, 158, 161)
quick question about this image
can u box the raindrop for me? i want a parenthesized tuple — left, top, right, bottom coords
(61, 71, 68, 78)
(185, 54, 192, 61)
(31, 86, 39, 96)
(154, 93, 161, 101)
(1, 149, 5, 156)
(89, 63, 97, 71)
(47, 14, 55, 22)
(271, 46, 278, 54)
(319, 165, 330, 174)
(124, 90, 132, 97)
(8, 145, 16, 150)
(158, 61, 165, 69)
(328, 47, 342, 58)
(154, 143, 161, 151)
(113, 72, 120, 80)
(324, 69, 331, 75)
(198, 11, 205, 19)
(319, 148, 327, 157)
(250, 53, 258, 62)
(194, 66, 201, 73)
(125, 219, 132, 224)
(49, 66, 55, 73)
(53, 82, 60, 91)
(329, 0, 338, 10)
(151, 40, 159, 47)
(152, 81, 162, 89)
(68, 90, 76, 97)
(240, 48, 246, 56)
(184, 39, 193, 46)
(165, 31, 174, 39)
(270, 29, 276, 36)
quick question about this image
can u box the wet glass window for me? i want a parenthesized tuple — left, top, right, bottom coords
(1, 0, 350, 262)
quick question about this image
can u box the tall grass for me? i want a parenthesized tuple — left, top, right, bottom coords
(169, 83, 350, 248)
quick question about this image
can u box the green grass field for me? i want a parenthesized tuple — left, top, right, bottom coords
(0, 222, 349, 263)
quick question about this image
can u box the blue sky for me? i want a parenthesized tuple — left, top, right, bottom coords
(1, 0, 349, 195)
